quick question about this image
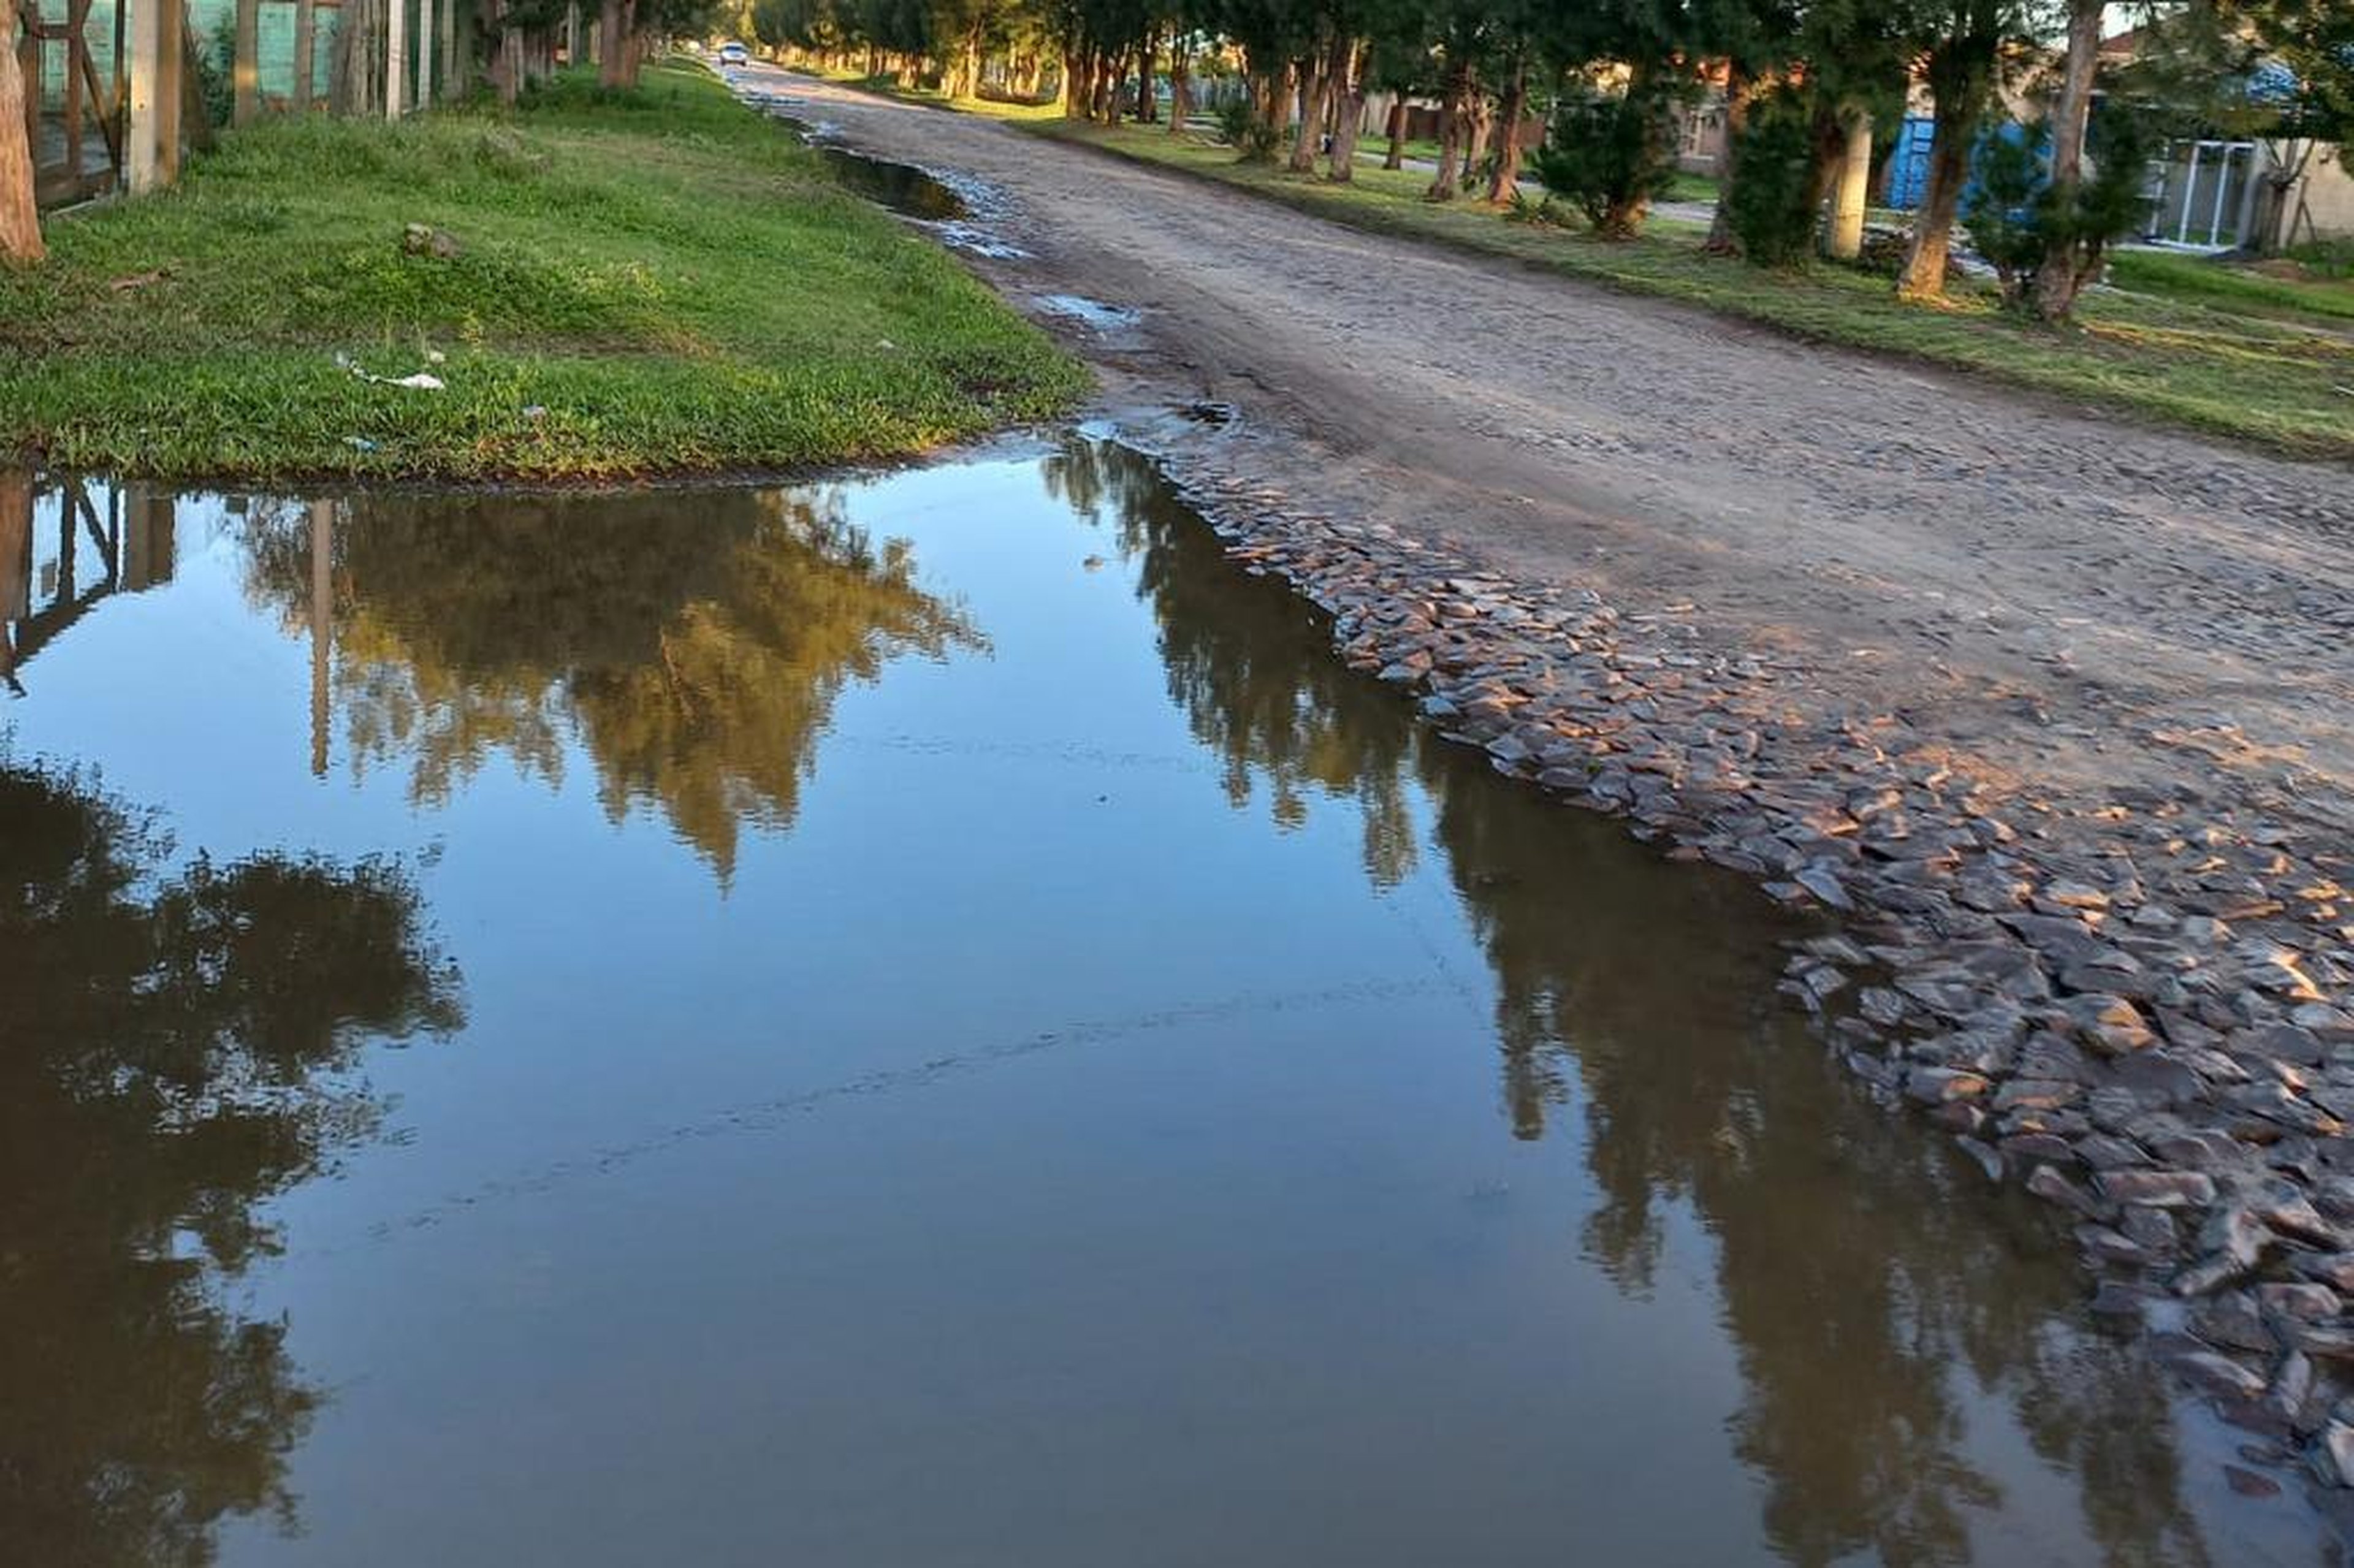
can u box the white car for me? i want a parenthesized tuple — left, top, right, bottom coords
(716, 42, 748, 66)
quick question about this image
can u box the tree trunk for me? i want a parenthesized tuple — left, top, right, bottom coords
(1059, 48, 1084, 116)
(1598, 63, 1664, 236)
(1705, 70, 1755, 253)
(2031, 0, 2104, 319)
(1484, 55, 1527, 203)
(1287, 45, 1324, 172)
(1092, 52, 1116, 121)
(1325, 37, 1362, 182)
(0, 0, 40, 265)
(598, 0, 626, 87)
(1797, 99, 1846, 227)
(1459, 84, 1490, 196)
(1168, 39, 1189, 134)
(1899, 99, 1973, 300)
(1827, 112, 1872, 259)
(1427, 59, 1466, 199)
(1382, 94, 1404, 169)
(1134, 32, 1154, 123)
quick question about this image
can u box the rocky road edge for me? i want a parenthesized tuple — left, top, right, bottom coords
(1140, 441, 2354, 1523)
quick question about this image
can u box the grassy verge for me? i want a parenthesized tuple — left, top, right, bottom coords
(2108, 249, 2354, 329)
(0, 63, 1086, 481)
(1019, 116, 2354, 457)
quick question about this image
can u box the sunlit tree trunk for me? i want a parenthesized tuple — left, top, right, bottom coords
(1325, 37, 1362, 182)
(1427, 58, 1466, 199)
(0, 0, 41, 264)
(1459, 82, 1491, 196)
(1899, 99, 1973, 300)
(1287, 42, 1325, 172)
(1484, 53, 1527, 204)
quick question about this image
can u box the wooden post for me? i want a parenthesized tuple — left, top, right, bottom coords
(383, 0, 403, 117)
(1828, 113, 1872, 261)
(293, 0, 315, 113)
(125, 0, 159, 189)
(232, 0, 259, 122)
(155, 0, 180, 181)
(441, 0, 459, 92)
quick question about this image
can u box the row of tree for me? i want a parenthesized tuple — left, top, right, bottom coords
(748, 0, 2353, 322)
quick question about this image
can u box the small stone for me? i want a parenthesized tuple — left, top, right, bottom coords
(2166, 1346, 2269, 1402)
(1954, 1135, 2003, 1183)
(2044, 878, 2112, 910)
(1905, 1067, 1989, 1105)
(2098, 1169, 2217, 1208)
(2028, 1163, 2103, 1217)
(2222, 1463, 2282, 1498)
(2259, 1283, 2342, 1321)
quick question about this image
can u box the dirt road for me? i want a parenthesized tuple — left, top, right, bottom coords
(741, 67, 2354, 832)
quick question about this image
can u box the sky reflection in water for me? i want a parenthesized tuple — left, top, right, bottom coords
(0, 447, 2317, 1567)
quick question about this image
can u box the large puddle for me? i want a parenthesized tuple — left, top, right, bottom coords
(0, 443, 2321, 1564)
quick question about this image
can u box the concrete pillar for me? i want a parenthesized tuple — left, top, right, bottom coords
(1829, 112, 1872, 261)
(127, 0, 162, 190)
(416, 0, 433, 105)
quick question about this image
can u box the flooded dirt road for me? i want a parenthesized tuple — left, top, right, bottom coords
(730, 67, 2354, 832)
(0, 445, 2325, 1564)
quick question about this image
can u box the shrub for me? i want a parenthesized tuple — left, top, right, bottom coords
(1964, 106, 2158, 316)
(1723, 102, 1821, 267)
(1530, 84, 1680, 238)
(1216, 96, 1280, 164)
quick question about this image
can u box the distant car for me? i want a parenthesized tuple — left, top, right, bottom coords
(717, 42, 748, 66)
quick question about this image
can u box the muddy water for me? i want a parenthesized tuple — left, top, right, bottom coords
(0, 446, 2319, 1566)
(813, 143, 969, 220)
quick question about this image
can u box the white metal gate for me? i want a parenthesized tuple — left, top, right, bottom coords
(2141, 139, 2257, 249)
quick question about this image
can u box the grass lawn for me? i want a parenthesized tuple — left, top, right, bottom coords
(1020, 116, 2354, 457)
(0, 63, 1085, 482)
(2108, 249, 2354, 330)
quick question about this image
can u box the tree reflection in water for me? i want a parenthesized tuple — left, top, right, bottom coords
(0, 761, 462, 1567)
(1057, 436, 2222, 1568)
(240, 489, 980, 881)
(1046, 441, 1420, 890)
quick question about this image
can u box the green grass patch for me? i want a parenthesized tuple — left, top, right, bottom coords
(1023, 116, 2354, 457)
(2109, 249, 2354, 329)
(0, 63, 1086, 482)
